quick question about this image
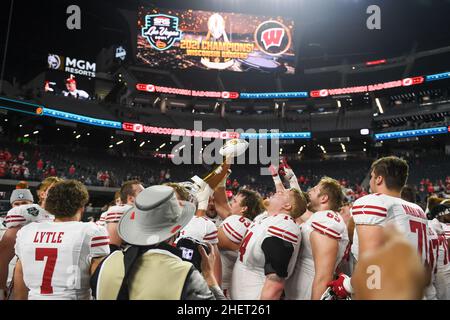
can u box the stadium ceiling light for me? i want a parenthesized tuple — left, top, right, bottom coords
(19, 124, 22, 127)
(133, 138, 137, 142)
(4, 118, 7, 122)
(116, 140, 124, 145)
(139, 141, 146, 147)
(57, 128, 60, 131)
(156, 148, 159, 152)
(111, 136, 114, 139)
(159, 143, 166, 149)
(109, 145, 113, 148)
(363, 148, 367, 152)
(337, 100, 341, 108)
(375, 98, 384, 114)
(33, 131, 39, 135)
(87, 133, 90, 136)
(75, 134, 81, 139)
(24, 134, 29, 138)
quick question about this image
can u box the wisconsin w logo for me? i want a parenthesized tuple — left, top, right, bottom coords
(254, 20, 292, 56)
(261, 28, 285, 50)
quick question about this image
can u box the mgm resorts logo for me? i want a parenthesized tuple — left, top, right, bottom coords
(48, 54, 96, 78)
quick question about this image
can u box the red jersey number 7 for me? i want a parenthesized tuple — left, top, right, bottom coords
(35, 248, 58, 294)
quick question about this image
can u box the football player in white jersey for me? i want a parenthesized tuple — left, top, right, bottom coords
(213, 188, 264, 297)
(96, 191, 121, 228)
(105, 180, 143, 250)
(0, 186, 54, 300)
(13, 180, 110, 300)
(231, 187, 307, 300)
(285, 177, 349, 300)
(427, 204, 450, 299)
(169, 182, 223, 286)
(328, 156, 430, 299)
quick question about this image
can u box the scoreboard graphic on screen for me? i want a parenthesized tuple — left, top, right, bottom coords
(137, 7, 295, 74)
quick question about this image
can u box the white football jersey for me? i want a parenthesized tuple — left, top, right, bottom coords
(103, 205, 132, 224)
(205, 213, 223, 229)
(253, 211, 269, 225)
(96, 211, 108, 228)
(442, 223, 450, 240)
(176, 216, 218, 245)
(3, 204, 54, 291)
(285, 210, 349, 300)
(429, 220, 450, 300)
(5, 204, 54, 229)
(15, 221, 110, 300)
(219, 215, 252, 297)
(425, 222, 439, 300)
(230, 213, 301, 300)
(351, 193, 429, 265)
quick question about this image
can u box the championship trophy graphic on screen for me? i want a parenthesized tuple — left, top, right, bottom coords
(200, 13, 235, 70)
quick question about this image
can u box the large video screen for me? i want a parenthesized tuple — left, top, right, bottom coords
(44, 70, 94, 101)
(137, 7, 295, 74)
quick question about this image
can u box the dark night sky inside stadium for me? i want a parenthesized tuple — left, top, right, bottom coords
(0, 0, 450, 83)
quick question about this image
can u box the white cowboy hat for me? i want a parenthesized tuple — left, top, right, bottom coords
(118, 185, 196, 246)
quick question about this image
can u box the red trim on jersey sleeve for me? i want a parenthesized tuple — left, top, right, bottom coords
(5, 215, 25, 219)
(311, 222, 342, 240)
(203, 230, 218, 241)
(267, 226, 298, 244)
(6, 219, 27, 223)
(268, 226, 299, 240)
(352, 210, 387, 217)
(92, 236, 109, 241)
(223, 223, 243, 243)
(352, 205, 387, 212)
(91, 242, 110, 248)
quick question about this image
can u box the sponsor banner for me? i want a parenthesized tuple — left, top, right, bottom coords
(137, 6, 295, 74)
(48, 53, 96, 78)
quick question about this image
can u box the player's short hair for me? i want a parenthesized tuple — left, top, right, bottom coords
(45, 180, 89, 218)
(371, 156, 409, 191)
(318, 177, 344, 212)
(237, 189, 264, 221)
(164, 182, 190, 201)
(119, 180, 142, 204)
(401, 185, 417, 203)
(289, 188, 307, 219)
(37, 176, 63, 194)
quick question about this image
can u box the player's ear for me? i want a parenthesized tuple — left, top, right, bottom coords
(376, 175, 384, 186)
(240, 206, 248, 215)
(283, 202, 292, 212)
(320, 193, 329, 204)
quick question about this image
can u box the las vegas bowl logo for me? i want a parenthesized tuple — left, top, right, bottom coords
(142, 14, 182, 51)
(254, 20, 292, 56)
(48, 54, 62, 70)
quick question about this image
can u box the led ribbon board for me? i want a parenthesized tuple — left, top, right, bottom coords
(41, 108, 122, 129)
(374, 127, 449, 141)
(240, 132, 311, 139)
(240, 92, 309, 99)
